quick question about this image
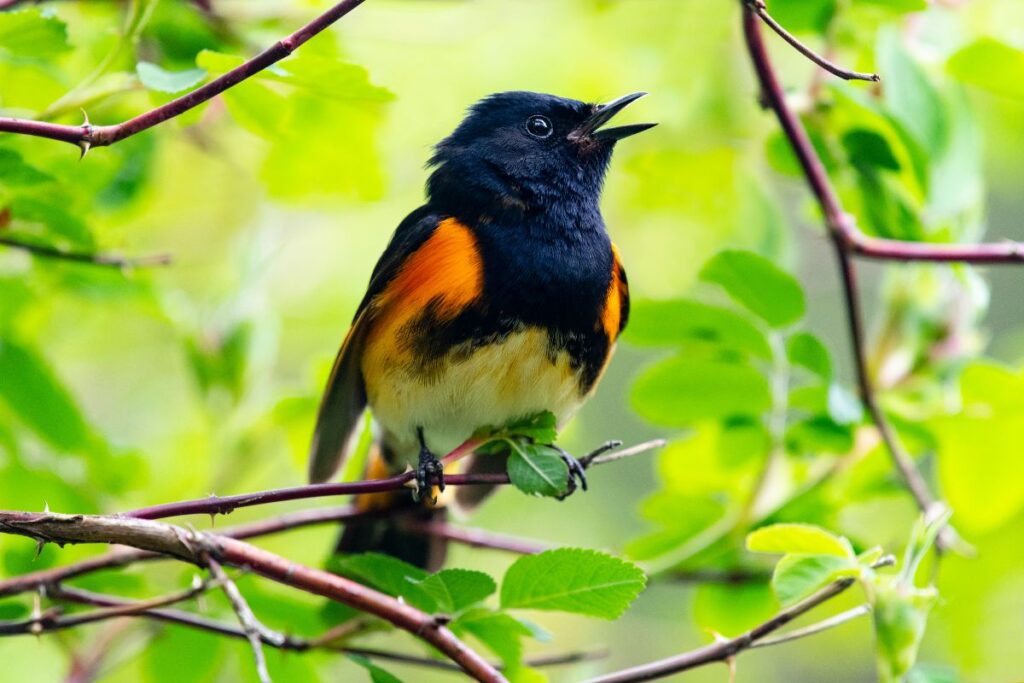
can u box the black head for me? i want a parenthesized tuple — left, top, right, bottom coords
(427, 91, 654, 223)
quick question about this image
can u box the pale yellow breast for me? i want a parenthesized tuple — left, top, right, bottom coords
(364, 327, 586, 462)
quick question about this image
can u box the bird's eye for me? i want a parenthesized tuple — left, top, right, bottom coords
(525, 115, 553, 138)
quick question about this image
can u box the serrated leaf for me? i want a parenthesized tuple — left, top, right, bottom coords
(347, 655, 405, 683)
(700, 250, 805, 327)
(746, 524, 853, 557)
(137, 61, 207, 94)
(626, 299, 771, 358)
(772, 554, 860, 606)
(631, 356, 771, 426)
(416, 569, 496, 614)
(500, 548, 646, 619)
(507, 441, 568, 498)
(0, 9, 70, 58)
(787, 332, 832, 379)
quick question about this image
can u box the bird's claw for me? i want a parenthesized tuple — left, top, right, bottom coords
(414, 449, 445, 503)
(553, 447, 588, 500)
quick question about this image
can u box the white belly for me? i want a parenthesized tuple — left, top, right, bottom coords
(365, 327, 585, 463)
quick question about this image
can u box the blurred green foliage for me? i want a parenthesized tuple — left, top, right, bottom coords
(2, 0, 1024, 681)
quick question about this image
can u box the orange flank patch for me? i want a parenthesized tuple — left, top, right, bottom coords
(354, 444, 399, 512)
(362, 218, 484, 387)
(601, 243, 626, 341)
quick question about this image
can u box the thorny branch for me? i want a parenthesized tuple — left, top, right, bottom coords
(0, 511, 507, 682)
(0, 0, 370, 153)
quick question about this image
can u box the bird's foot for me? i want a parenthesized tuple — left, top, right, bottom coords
(551, 446, 588, 500)
(413, 428, 444, 503)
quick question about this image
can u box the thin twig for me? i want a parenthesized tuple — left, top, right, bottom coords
(47, 586, 607, 673)
(0, 0, 369, 151)
(204, 556, 273, 683)
(751, 604, 871, 648)
(589, 578, 858, 682)
(748, 0, 879, 82)
(0, 236, 171, 269)
(0, 577, 213, 636)
(740, 3, 964, 552)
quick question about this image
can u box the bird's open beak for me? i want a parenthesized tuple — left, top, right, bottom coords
(572, 92, 657, 142)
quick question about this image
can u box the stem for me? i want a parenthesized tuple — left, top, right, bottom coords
(0, 0, 369, 150)
(741, 3, 963, 551)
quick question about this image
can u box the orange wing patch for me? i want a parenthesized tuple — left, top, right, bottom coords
(601, 243, 628, 342)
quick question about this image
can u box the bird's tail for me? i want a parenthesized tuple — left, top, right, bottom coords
(334, 442, 448, 571)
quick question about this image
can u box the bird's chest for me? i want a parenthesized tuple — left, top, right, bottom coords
(364, 326, 584, 457)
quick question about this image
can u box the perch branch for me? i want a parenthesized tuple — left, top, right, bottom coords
(204, 556, 272, 683)
(0, 0, 369, 151)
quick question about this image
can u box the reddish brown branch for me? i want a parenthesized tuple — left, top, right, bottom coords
(0, 511, 506, 682)
(0, 0, 368, 150)
(741, 3, 964, 551)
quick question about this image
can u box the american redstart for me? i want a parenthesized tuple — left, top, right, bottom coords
(308, 91, 654, 568)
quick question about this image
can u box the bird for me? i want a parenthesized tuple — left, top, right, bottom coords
(308, 90, 654, 569)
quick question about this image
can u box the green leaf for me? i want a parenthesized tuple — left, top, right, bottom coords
(872, 581, 938, 682)
(0, 9, 70, 58)
(746, 524, 853, 557)
(348, 655, 405, 683)
(136, 61, 207, 94)
(767, 0, 835, 34)
(0, 338, 93, 452)
(785, 415, 854, 456)
(500, 548, 646, 619)
(331, 553, 434, 612)
(499, 411, 558, 443)
(843, 129, 901, 172)
(933, 362, 1024, 532)
(507, 441, 568, 498)
(853, 0, 926, 11)
(693, 581, 778, 636)
(787, 332, 832, 379)
(948, 39, 1024, 100)
(700, 250, 805, 327)
(453, 608, 533, 666)
(631, 356, 771, 426)
(0, 149, 53, 187)
(416, 569, 497, 614)
(8, 196, 93, 249)
(877, 27, 948, 156)
(626, 299, 771, 358)
(772, 554, 859, 606)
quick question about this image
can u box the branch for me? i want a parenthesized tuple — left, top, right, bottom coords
(49, 585, 607, 673)
(740, 3, 966, 552)
(204, 557, 272, 683)
(0, 236, 172, 269)
(0, 576, 214, 636)
(121, 438, 664, 521)
(0, 511, 506, 682)
(0, 0, 368, 151)
(747, 0, 879, 82)
(401, 520, 553, 555)
(587, 557, 893, 683)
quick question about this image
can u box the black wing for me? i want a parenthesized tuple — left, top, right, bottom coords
(307, 206, 443, 483)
